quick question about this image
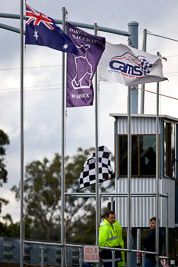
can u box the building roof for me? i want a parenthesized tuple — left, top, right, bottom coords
(109, 113, 178, 123)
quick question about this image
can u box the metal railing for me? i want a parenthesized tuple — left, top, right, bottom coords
(23, 240, 169, 267)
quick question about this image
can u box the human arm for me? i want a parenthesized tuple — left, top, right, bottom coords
(99, 225, 108, 247)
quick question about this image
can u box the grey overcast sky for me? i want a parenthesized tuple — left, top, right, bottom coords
(0, 0, 178, 221)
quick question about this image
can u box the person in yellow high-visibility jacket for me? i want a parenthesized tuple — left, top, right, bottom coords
(99, 211, 124, 267)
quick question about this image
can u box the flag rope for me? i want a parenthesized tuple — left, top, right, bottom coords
(131, 85, 178, 101)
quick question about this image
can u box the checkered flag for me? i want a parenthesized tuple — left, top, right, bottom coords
(80, 146, 113, 189)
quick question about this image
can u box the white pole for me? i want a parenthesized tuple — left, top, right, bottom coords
(61, 7, 66, 267)
(20, 0, 24, 266)
(94, 23, 100, 246)
(127, 87, 131, 267)
(155, 52, 160, 267)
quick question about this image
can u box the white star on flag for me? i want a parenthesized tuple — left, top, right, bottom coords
(63, 43, 69, 50)
(34, 29, 38, 40)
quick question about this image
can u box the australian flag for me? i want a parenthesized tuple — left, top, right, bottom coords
(25, 4, 78, 55)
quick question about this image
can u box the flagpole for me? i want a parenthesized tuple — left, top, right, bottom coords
(127, 86, 131, 267)
(61, 6, 66, 267)
(155, 52, 160, 267)
(94, 22, 100, 247)
(20, 0, 24, 266)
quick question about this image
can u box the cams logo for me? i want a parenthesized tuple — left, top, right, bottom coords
(109, 52, 152, 78)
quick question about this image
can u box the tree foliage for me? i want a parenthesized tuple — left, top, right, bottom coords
(0, 214, 20, 237)
(0, 129, 10, 213)
(12, 147, 114, 242)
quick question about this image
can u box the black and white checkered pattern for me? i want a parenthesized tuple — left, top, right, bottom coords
(80, 146, 113, 189)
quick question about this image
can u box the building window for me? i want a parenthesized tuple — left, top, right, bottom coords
(118, 135, 156, 177)
(164, 122, 175, 178)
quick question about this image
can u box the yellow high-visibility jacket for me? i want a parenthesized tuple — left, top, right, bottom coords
(99, 219, 119, 248)
(113, 221, 125, 267)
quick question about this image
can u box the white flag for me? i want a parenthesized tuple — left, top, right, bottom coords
(99, 42, 167, 86)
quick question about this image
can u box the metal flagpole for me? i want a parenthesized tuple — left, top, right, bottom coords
(20, 0, 24, 266)
(127, 87, 131, 267)
(140, 29, 147, 114)
(155, 52, 160, 267)
(94, 23, 100, 247)
(127, 22, 138, 267)
(61, 7, 66, 267)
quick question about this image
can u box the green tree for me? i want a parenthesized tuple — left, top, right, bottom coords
(0, 129, 10, 213)
(12, 147, 114, 242)
(0, 214, 20, 237)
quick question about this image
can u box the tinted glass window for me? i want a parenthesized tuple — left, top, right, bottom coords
(132, 136, 138, 175)
(140, 136, 156, 175)
(118, 135, 156, 177)
(119, 135, 127, 175)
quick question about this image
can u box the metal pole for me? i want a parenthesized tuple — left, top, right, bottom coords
(20, 0, 24, 266)
(111, 196, 114, 211)
(61, 7, 66, 267)
(115, 118, 119, 219)
(140, 29, 147, 114)
(166, 193, 169, 257)
(40, 245, 44, 267)
(155, 52, 160, 267)
(128, 21, 139, 114)
(94, 22, 100, 246)
(112, 249, 115, 267)
(127, 86, 131, 267)
(0, 13, 130, 37)
(142, 252, 145, 267)
(79, 247, 83, 267)
(137, 229, 141, 265)
(127, 23, 139, 267)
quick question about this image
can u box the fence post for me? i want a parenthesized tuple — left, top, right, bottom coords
(40, 244, 44, 267)
(79, 247, 83, 267)
(142, 252, 145, 267)
(112, 249, 115, 267)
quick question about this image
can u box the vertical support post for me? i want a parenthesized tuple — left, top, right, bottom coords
(94, 22, 100, 246)
(79, 247, 83, 267)
(137, 229, 141, 265)
(128, 21, 139, 114)
(111, 196, 114, 211)
(61, 7, 66, 267)
(127, 86, 131, 267)
(166, 194, 169, 257)
(127, 21, 139, 267)
(20, 0, 24, 266)
(41, 245, 44, 267)
(176, 125, 178, 225)
(142, 252, 145, 267)
(140, 29, 147, 114)
(115, 118, 119, 220)
(155, 53, 160, 267)
(112, 249, 115, 267)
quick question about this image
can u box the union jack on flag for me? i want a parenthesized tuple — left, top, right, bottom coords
(25, 4, 78, 54)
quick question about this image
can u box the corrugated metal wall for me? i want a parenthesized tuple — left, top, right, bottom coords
(116, 177, 175, 228)
(117, 116, 161, 135)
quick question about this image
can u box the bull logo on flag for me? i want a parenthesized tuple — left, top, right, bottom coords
(71, 44, 93, 90)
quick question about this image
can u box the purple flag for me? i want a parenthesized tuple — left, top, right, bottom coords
(66, 23, 105, 107)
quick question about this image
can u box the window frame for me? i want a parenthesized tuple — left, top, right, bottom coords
(117, 134, 159, 178)
(163, 121, 175, 178)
